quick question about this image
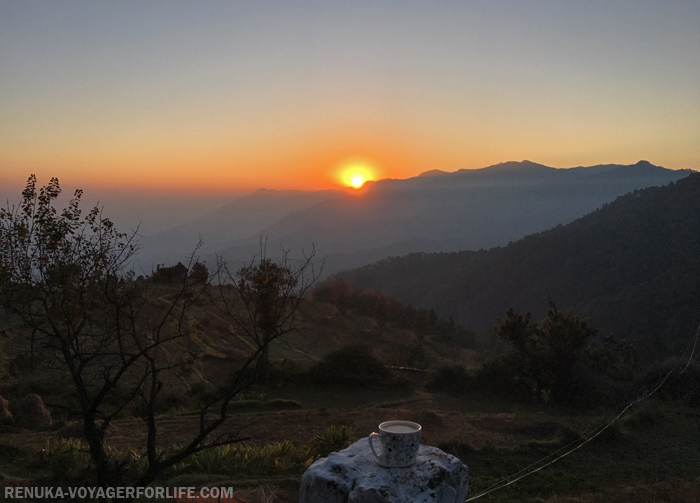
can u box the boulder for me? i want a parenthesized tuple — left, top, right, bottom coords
(300, 438, 468, 503)
(13, 394, 52, 429)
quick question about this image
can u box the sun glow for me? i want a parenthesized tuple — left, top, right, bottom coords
(337, 158, 377, 189)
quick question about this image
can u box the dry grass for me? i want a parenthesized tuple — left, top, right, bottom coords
(242, 485, 281, 503)
(540, 477, 700, 503)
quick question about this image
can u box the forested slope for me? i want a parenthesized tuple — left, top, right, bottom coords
(338, 173, 700, 345)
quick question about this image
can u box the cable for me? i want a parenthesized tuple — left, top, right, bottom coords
(680, 324, 699, 374)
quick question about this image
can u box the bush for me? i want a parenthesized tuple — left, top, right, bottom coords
(469, 354, 620, 407)
(310, 425, 353, 458)
(310, 344, 390, 387)
(623, 402, 667, 430)
(472, 356, 527, 398)
(38, 438, 90, 482)
(265, 358, 307, 386)
(483, 306, 639, 406)
(426, 364, 474, 395)
(637, 358, 700, 405)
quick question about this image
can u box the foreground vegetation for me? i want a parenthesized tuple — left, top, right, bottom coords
(2, 391, 699, 502)
(0, 175, 323, 492)
(3, 274, 698, 502)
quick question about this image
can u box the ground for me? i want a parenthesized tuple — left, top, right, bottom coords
(1, 390, 699, 503)
(1, 299, 698, 502)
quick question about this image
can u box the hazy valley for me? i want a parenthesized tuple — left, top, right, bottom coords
(136, 160, 692, 277)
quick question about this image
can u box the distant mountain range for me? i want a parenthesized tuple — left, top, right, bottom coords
(138, 160, 693, 275)
(335, 172, 700, 345)
(137, 188, 347, 269)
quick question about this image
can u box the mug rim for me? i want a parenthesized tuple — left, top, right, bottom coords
(378, 420, 422, 433)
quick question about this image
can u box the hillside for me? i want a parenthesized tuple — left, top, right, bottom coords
(216, 160, 692, 275)
(0, 285, 477, 410)
(336, 173, 700, 345)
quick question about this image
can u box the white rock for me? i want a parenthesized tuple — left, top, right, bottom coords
(300, 438, 468, 503)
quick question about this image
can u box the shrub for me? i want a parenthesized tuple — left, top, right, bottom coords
(38, 438, 90, 481)
(426, 364, 474, 395)
(265, 358, 307, 386)
(132, 390, 188, 416)
(472, 356, 527, 398)
(310, 344, 390, 387)
(623, 402, 667, 430)
(484, 306, 639, 406)
(310, 425, 353, 458)
(188, 379, 214, 398)
(637, 358, 700, 405)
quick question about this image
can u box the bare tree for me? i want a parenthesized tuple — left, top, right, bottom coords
(0, 176, 319, 489)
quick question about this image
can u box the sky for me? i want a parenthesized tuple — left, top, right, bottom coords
(2, 0, 699, 193)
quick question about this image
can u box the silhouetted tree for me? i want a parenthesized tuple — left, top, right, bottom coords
(215, 243, 322, 384)
(0, 176, 144, 484)
(0, 176, 312, 492)
(311, 277, 478, 349)
(151, 262, 188, 284)
(494, 303, 634, 404)
(188, 261, 209, 284)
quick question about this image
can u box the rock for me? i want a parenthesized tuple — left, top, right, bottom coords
(13, 394, 52, 429)
(299, 438, 468, 503)
(0, 395, 13, 427)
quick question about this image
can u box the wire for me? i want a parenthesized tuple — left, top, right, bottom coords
(681, 324, 699, 374)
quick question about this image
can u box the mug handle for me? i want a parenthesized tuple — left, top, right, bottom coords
(369, 432, 382, 462)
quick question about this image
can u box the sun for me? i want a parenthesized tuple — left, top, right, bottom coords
(336, 158, 377, 189)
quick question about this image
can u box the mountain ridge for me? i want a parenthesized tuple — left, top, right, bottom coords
(215, 161, 691, 274)
(136, 160, 692, 276)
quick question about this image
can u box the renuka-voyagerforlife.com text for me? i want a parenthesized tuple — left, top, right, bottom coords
(4, 486, 237, 500)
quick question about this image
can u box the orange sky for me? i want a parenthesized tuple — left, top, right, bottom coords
(4, 109, 696, 194)
(1, 2, 698, 193)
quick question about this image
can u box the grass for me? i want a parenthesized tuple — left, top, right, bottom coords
(1, 400, 698, 503)
(176, 440, 315, 477)
(0, 424, 354, 494)
(1, 372, 699, 503)
(309, 425, 352, 458)
(439, 402, 700, 502)
(3, 291, 697, 503)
